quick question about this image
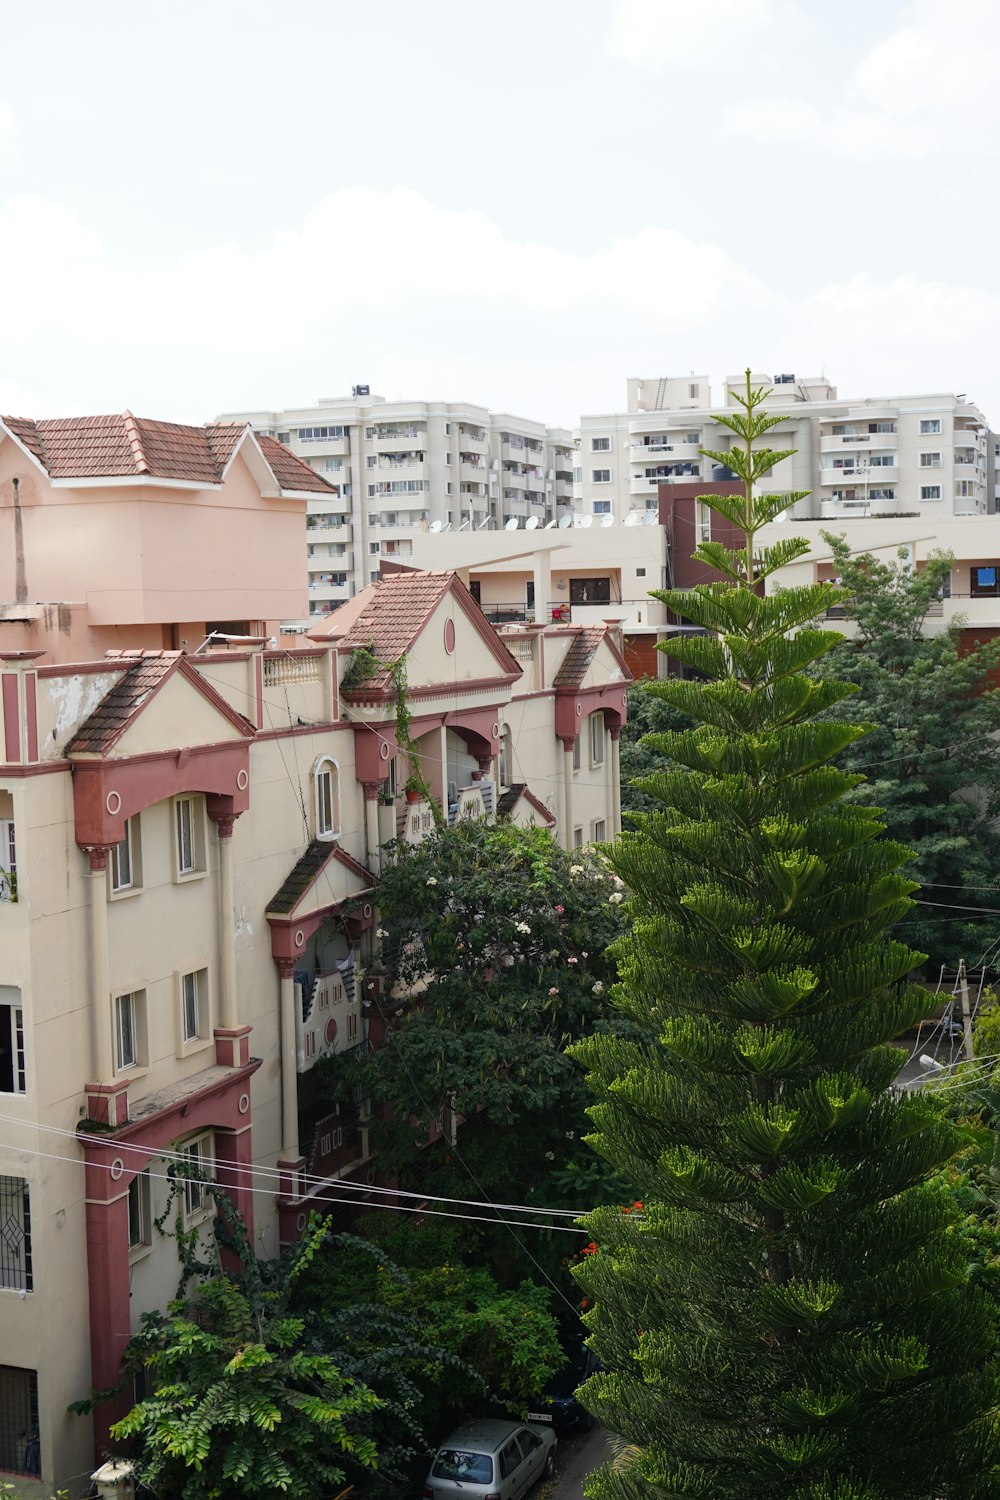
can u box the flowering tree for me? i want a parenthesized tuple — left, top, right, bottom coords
(349, 822, 629, 1210)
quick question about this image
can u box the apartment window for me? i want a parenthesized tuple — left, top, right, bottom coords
(570, 577, 611, 606)
(920, 418, 942, 434)
(110, 816, 140, 895)
(445, 452, 452, 465)
(688, 384, 698, 399)
(636, 567, 646, 577)
(920, 485, 942, 500)
(0, 1177, 32, 1290)
(869, 488, 896, 501)
(956, 480, 979, 499)
(0, 814, 15, 903)
(180, 969, 208, 1045)
(0, 999, 25, 1094)
(128, 1171, 151, 1252)
(366, 455, 376, 468)
(592, 469, 612, 484)
(369, 542, 381, 555)
(593, 819, 607, 842)
(591, 437, 611, 452)
(115, 991, 144, 1072)
(367, 484, 376, 497)
(498, 725, 513, 792)
(179, 1134, 214, 1220)
(573, 467, 582, 484)
(0, 1364, 39, 1476)
(590, 714, 606, 768)
(572, 736, 581, 772)
(868, 421, 896, 433)
(173, 797, 205, 879)
(593, 501, 611, 515)
(972, 566, 1000, 598)
(869, 454, 895, 467)
(920, 452, 942, 467)
(314, 757, 339, 839)
(573, 826, 585, 848)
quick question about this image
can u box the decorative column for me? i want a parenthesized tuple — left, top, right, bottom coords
(362, 781, 382, 874)
(209, 810, 251, 1068)
(276, 957, 303, 1197)
(560, 737, 576, 852)
(610, 726, 622, 837)
(84, 847, 129, 1126)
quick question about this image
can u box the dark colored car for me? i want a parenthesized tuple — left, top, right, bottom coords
(526, 1340, 597, 1434)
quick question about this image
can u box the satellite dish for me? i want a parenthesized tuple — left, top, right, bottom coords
(543, 518, 557, 529)
(505, 517, 520, 531)
(643, 511, 658, 526)
(558, 514, 573, 529)
(600, 513, 615, 527)
(624, 512, 640, 527)
(428, 519, 443, 533)
(578, 515, 594, 529)
(525, 515, 540, 530)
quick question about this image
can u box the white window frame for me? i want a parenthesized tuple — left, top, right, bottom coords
(172, 796, 206, 881)
(178, 1133, 215, 1221)
(590, 437, 611, 452)
(593, 819, 607, 842)
(572, 736, 581, 773)
(920, 418, 942, 434)
(0, 999, 26, 1095)
(114, 990, 146, 1073)
(128, 1170, 152, 1255)
(590, 714, 606, 768)
(593, 500, 611, 515)
(314, 757, 340, 840)
(177, 967, 210, 1054)
(919, 452, 942, 468)
(920, 485, 942, 500)
(591, 468, 612, 484)
(110, 816, 141, 896)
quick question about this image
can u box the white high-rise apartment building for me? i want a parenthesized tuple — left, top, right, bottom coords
(221, 390, 574, 623)
(576, 372, 992, 524)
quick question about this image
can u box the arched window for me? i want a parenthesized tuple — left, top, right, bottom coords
(313, 757, 340, 840)
(498, 725, 513, 792)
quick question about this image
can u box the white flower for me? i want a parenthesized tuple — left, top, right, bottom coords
(592, 981, 604, 995)
(515, 921, 531, 934)
(609, 891, 624, 904)
(426, 877, 438, 886)
(567, 956, 578, 965)
(569, 864, 583, 876)
(375, 927, 388, 938)
(503, 954, 515, 967)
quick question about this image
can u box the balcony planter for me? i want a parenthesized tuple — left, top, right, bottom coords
(405, 788, 422, 805)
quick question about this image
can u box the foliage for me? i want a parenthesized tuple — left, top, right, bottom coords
(293, 1226, 563, 1437)
(619, 680, 691, 815)
(353, 821, 628, 1171)
(109, 1219, 381, 1500)
(571, 373, 1000, 1500)
(342, 644, 441, 815)
(814, 532, 1000, 970)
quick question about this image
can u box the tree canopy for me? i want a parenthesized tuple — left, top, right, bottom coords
(572, 374, 1000, 1500)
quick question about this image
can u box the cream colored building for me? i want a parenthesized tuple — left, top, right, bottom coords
(576, 373, 993, 528)
(218, 391, 574, 623)
(0, 420, 627, 1497)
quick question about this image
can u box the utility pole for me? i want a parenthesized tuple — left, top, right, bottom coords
(957, 959, 975, 1063)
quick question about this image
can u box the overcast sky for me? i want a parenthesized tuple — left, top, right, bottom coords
(2, 0, 996, 428)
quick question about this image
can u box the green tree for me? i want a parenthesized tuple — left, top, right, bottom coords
(572, 374, 1000, 1500)
(816, 532, 1000, 970)
(619, 681, 691, 816)
(111, 1221, 380, 1500)
(353, 822, 628, 1193)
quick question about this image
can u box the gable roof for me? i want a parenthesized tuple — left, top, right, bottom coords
(552, 625, 632, 689)
(65, 650, 254, 756)
(312, 570, 521, 688)
(495, 782, 557, 826)
(267, 840, 373, 918)
(0, 413, 334, 494)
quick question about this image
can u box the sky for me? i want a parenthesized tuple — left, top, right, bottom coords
(2, 0, 998, 429)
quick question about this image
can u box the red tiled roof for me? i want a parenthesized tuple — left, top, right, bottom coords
(0, 413, 335, 494)
(257, 433, 334, 494)
(552, 627, 609, 689)
(65, 652, 181, 755)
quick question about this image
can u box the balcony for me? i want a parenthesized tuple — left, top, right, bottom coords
(296, 961, 364, 1073)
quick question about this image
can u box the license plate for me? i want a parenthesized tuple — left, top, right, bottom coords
(526, 1413, 552, 1423)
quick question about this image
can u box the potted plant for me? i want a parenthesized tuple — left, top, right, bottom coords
(404, 775, 423, 805)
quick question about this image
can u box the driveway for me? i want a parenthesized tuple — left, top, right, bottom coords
(539, 1425, 610, 1500)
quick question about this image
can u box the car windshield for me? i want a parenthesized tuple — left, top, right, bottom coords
(433, 1449, 494, 1484)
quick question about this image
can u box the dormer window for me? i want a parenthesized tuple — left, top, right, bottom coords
(314, 757, 340, 840)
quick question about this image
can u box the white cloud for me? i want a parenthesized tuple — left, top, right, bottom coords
(607, 0, 796, 69)
(722, 0, 1000, 159)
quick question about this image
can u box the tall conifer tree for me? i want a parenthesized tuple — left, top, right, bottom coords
(573, 375, 1000, 1500)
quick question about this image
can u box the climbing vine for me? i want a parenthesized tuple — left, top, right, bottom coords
(342, 644, 443, 828)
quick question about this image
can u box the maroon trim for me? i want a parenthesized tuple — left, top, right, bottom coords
(72, 740, 251, 848)
(343, 671, 520, 707)
(24, 671, 37, 761)
(0, 759, 68, 777)
(254, 721, 349, 743)
(2, 675, 19, 762)
(555, 683, 629, 741)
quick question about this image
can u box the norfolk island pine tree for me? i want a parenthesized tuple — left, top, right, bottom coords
(571, 374, 1000, 1500)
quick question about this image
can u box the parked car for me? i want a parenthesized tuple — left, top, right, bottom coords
(526, 1329, 597, 1434)
(424, 1417, 557, 1500)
